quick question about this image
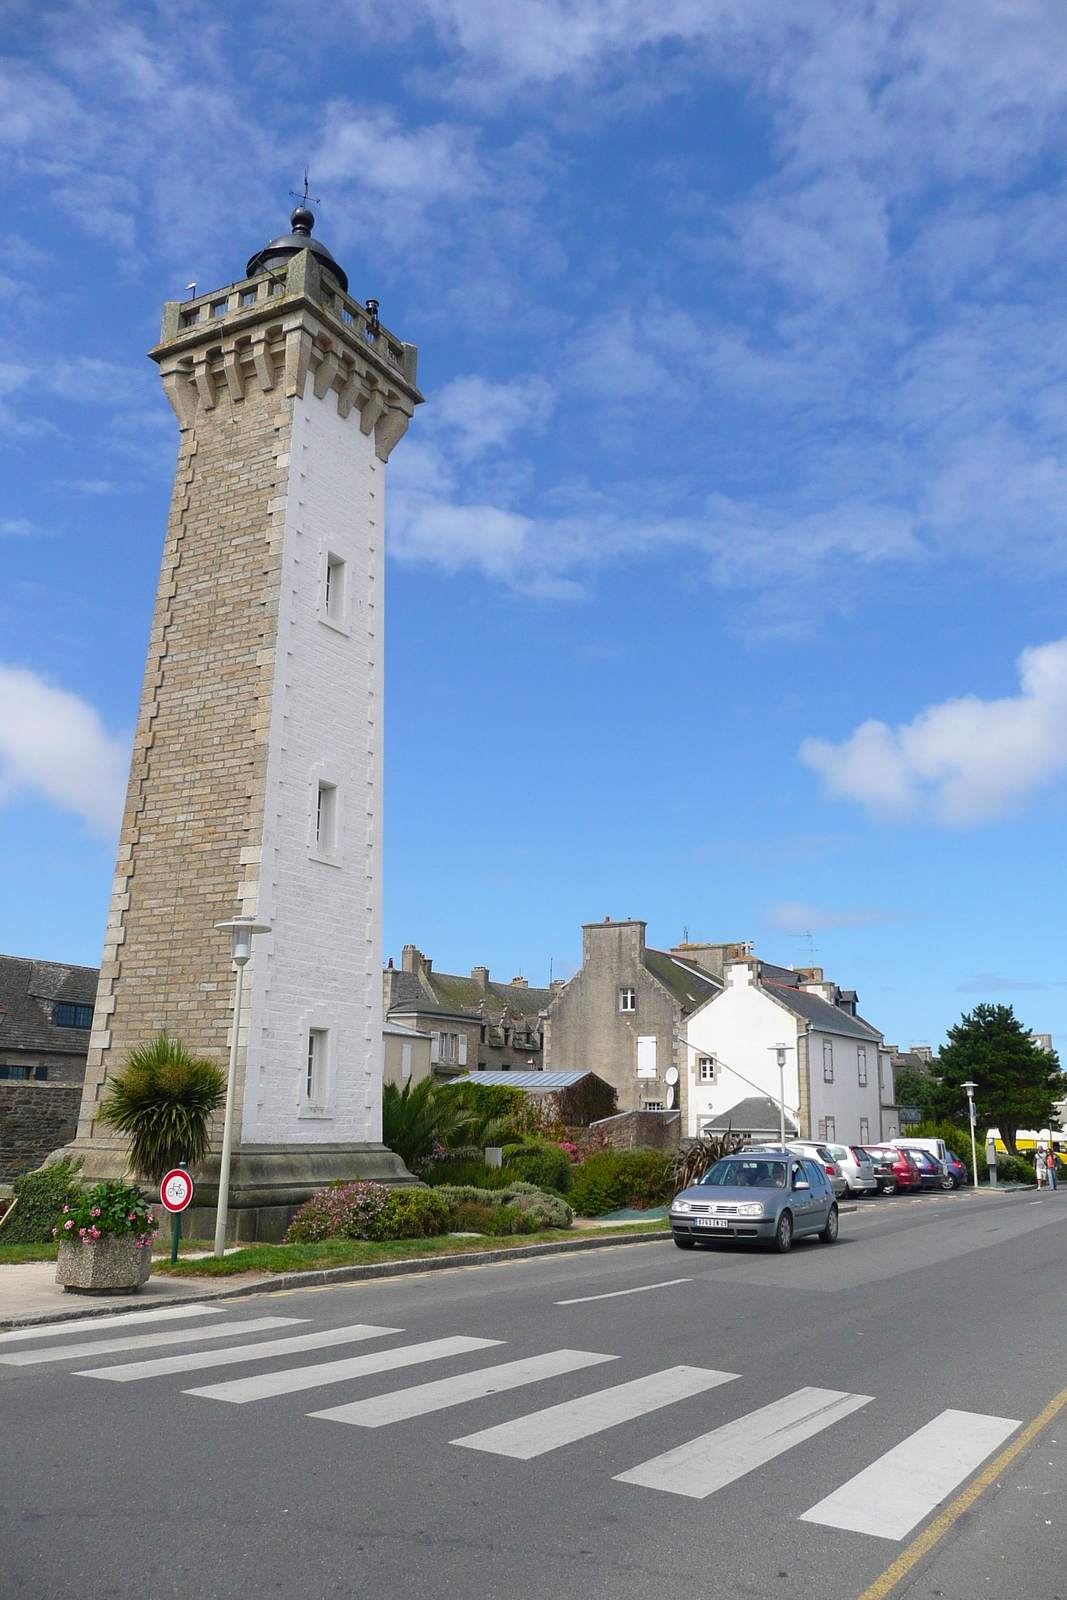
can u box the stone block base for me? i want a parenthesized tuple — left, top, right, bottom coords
(56, 1235, 153, 1293)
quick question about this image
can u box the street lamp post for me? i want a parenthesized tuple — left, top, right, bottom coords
(769, 1044, 793, 1148)
(962, 1080, 979, 1193)
(213, 917, 270, 1258)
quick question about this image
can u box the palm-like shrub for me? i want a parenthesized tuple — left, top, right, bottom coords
(382, 1077, 474, 1170)
(97, 1033, 226, 1183)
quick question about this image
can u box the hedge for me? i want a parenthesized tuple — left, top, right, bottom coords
(2, 1157, 83, 1244)
(434, 1182, 572, 1231)
(285, 1182, 450, 1243)
(569, 1149, 674, 1216)
(424, 1160, 523, 1190)
(502, 1142, 573, 1194)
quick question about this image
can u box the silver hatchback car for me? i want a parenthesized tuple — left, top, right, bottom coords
(671, 1152, 839, 1254)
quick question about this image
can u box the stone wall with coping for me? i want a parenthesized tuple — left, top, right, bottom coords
(0, 1085, 82, 1181)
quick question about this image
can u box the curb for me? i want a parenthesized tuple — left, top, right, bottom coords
(0, 1227, 672, 1330)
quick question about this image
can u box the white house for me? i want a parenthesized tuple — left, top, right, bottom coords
(684, 959, 891, 1148)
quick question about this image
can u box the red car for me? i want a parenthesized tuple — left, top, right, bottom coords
(864, 1145, 921, 1195)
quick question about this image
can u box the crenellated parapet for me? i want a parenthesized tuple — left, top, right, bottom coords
(151, 247, 422, 461)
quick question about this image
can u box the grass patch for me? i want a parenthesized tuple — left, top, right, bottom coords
(153, 1219, 668, 1278)
(0, 1243, 58, 1265)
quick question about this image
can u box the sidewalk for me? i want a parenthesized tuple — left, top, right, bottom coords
(0, 1260, 270, 1329)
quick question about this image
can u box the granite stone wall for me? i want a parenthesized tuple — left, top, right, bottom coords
(0, 1085, 82, 1181)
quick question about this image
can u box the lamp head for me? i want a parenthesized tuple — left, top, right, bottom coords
(215, 916, 271, 968)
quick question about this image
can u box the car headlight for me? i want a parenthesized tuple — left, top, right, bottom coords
(736, 1202, 764, 1218)
(672, 1199, 692, 1214)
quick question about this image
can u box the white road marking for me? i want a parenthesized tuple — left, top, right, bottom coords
(555, 1279, 692, 1306)
(184, 1334, 502, 1405)
(312, 1348, 616, 1429)
(77, 1323, 401, 1382)
(0, 1305, 225, 1344)
(615, 1386, 873, 1498)
(0, 1316, 303, 1366)
(800, 1407, 1020, 1540)
(454, 1364, 739, 1459)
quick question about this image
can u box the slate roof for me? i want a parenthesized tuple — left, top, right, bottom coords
(642, 949, 720, 1014)
(0, 955, 99, 1056)
(703, 1095, 799, 1135)
(761, 980, 883, 1042)
(388, 967, 552, 1022)
(450, 1070, 603, 1090)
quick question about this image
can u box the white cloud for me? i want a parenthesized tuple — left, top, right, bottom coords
(766, 901, 906, 933)
(0, 664, 130, 836)
(800, 636, 1067, 825)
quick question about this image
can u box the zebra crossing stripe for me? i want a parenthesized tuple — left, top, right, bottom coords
(311, 1348, 617, 1429)
(0, 1305, 225, 1344)
(800, 1408, 1021, 1540)
(76, 1323, 402, 1382)
(184, 1335, 503, 1405)
(615, 1386, 873, 1498)
(454, 1364, 740, 1459)
(0, 1316, 303, 1367)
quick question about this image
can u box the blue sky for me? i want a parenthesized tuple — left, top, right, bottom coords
(3, 0, 1067, 1054)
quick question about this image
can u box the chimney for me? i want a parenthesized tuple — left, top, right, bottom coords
(402, 944, 420, 974)
(471, 966, 490, 993)
(510, 975, 528, 988)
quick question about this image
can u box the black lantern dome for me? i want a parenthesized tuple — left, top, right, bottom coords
(246, 205, 348, 294)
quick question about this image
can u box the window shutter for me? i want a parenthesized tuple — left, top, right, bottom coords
(458, 1033, 467, 1066)
(430, 1032, 440, 1064)
(401, 1043, 412, 1079)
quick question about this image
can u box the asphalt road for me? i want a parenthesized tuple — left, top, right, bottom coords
(2, 1187, 1066, 1600)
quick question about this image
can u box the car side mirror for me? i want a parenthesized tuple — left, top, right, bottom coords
(793, 1179, 810, 1191)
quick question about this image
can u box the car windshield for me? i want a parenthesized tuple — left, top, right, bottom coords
(700, 1159, 788, 1189)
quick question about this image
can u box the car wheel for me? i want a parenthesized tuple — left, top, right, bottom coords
(881, 1179, 897, 1195)
(673, 1235, 696, 1250)
(820, 1204, 839, 1244)
(940, 1175, 954, 1191)
(773, 1211, 793, 1254)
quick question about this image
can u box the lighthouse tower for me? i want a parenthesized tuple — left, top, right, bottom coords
(67, 207, 422, 1236)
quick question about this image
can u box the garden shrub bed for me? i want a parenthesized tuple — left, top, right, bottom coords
(433, 1182, 573, 1232)
(569, 1149, 674, 1216)
(424, 1160, 523, 1190)
(285, 1182, 450, 1244)
(501, 1142, 574, 1195)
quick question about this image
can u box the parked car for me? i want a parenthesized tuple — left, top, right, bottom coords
(891, 1137, 949, 1174)
(906, 1149, 942, 1191)
(786, 1141, 849, 1200)
(942, 1149, 968, 1190)
(670, 1152, 838, 1254)
(824, 1143, 877, 1196)
(863, 1145, 920, 1195)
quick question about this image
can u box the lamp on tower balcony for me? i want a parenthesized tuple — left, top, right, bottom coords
(213, 916, 271, 1256)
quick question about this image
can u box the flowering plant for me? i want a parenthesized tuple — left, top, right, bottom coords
(559, 1141, 580, 1162)
(284, 1180, 391, 1243)
(53, 1180, 157, 1248)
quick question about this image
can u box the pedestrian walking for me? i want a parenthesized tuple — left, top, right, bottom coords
(1049, 1149, 1059, 1190)
(1035, 1144, 1047, 1188)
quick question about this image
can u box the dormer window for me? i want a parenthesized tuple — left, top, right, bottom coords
(55, 1003, 93, 1030)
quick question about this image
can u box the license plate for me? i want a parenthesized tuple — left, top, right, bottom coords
(695, 1217, 729, 1229)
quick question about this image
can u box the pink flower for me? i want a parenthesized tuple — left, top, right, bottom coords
(51, 1227, 57, 1238)
(64, 1219, 74, 1230)
(62, 1205, 69, 1214)
(91, 1207, 101, 1217)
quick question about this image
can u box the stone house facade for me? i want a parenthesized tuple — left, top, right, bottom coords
(0, 956, 100, 1180)
(542, 921, 724, 1123)
(383, 946, 554, 1077)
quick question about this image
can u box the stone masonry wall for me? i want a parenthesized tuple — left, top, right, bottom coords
(74, 382, 291, 1166)
(0, 1085, 82, 1180)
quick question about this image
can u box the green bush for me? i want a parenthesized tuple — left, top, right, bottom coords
(908, 1120, 976, 1180)
(375, 1188, 451, 1239)
(2, 1157, 83, 1244)
(997, 1155, 1036, 1185)
(424, 1160, 523, 1189)
(503, 1142, 573, 1195)
(96, 1032, 226, 1182)
(449, 1200, 537, 1236)
(56, 1180, 156, 1246)
(435, 1182, 572, 1231)
(569, 1149, 674, 1216)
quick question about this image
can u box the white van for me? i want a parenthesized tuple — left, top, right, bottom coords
(891, 1136, 948, 1173)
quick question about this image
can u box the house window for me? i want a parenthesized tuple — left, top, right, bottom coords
(0, 1064, 31, 1080)
(431, 1032, 467, 1067)
(619, 987, 636, 1013)
(324, 553, 346, 624)
(859, 1116, 870, 1144)
(316, 782, 338, 856)
(698, 1056, 716, 1083)
(636, 1036, 658, 1079)
(858, 1046, 867, 1087)
(55, 1003, 94, 1030)
(818, 1116, 836, 1141)
(823, 1040, 834, 1082)
(212, 300, 227, 318)
(241, 288, 257, 306)
(643, 1100, 665, 1111)
(401, 1042, 412, 1080)
(306, 1029, 327, 1102)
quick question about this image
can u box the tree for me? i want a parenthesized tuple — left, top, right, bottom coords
(97, 1033, 226, 1183)
(928, 1004, 1064, 1156)
(381, 1077, 474, 1170)
(892, 1067, 937, 1113)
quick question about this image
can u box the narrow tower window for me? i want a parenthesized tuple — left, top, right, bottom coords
(306, 1029, 327, 1102)
(325, 554, 345, 622)
(316, 782, 338, 856)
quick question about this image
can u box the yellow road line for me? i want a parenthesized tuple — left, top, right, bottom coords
(856, 1381, 1067, 1600)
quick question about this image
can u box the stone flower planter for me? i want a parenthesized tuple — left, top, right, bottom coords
(56, 1234, 153, 1293)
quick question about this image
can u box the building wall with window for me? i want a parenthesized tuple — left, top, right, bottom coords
(383, 946, 553, 1078)
(684, 962, 804, 1139)
(543, 920, 721, 1121)
(382, 1020, 433, 1089)
(0, 956, 100, 1089)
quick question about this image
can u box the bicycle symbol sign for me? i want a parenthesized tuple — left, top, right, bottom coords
(160, 1169, 194, 1213)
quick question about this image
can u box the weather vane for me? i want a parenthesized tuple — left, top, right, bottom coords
(289, 168, 321, 209)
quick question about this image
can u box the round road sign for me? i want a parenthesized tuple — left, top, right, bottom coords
(160, 1169, 194, 1213)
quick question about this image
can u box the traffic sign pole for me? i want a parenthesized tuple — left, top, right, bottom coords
(159, 1166, 195, 1263)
